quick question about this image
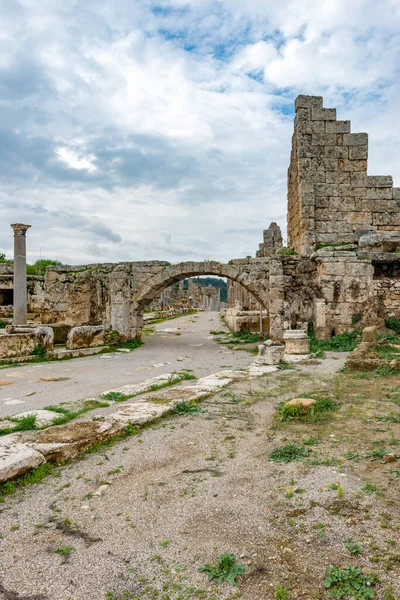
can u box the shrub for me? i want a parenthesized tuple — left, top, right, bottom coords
(324, 565, 377, 599)
(198, 553, 244, 585)
(269, 443, 310, 463)
(385, 317, 400, 335)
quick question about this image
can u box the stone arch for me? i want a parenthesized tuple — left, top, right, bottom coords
(123, 261, 269, 339)
(134, 261, 268, 312)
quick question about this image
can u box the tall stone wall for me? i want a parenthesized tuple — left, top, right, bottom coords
(288, 95, 400, 255)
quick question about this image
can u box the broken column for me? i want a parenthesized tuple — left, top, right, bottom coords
(11, 223, 31, 325)
(283, 329, 310, 361)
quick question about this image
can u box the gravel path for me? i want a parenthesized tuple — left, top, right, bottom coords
(0, 312, 252, 418)
(0, 356, 368, 600)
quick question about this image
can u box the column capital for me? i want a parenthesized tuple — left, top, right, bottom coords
(11, 223, 31, 237)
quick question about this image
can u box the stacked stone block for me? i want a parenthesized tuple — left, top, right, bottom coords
(288, 95, 400, 255)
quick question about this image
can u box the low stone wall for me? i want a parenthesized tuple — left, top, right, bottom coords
(0, 333, 37, 358)
(223, 308, 269, 333)
(66, 325, 104, 350)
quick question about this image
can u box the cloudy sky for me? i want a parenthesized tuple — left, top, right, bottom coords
(1, 0, 399, 265)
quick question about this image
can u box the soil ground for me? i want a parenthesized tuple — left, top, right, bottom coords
(1, 348, 399, 600)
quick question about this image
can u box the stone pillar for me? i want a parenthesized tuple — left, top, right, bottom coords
(11, 223, 31, 325)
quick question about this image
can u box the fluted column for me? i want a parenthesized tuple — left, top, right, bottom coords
(11, 223, 31, 325)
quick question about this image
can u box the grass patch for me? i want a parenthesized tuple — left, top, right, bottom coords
(0, 414, 38, 436)
(324, 565, 377, 599)
(0, 462, 56, 502)
(198, 553, 244, 585)
(173, 401, 203, 415)
(269, 443, 310, 463)
(309, 327, 360, 353)
(279, 396, 339, 422)
(55, 544, 74, 559)
(385, 317, 400, 335)
(100, 391, 128, 402)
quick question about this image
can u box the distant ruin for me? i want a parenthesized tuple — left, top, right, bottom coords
(1, 95, 399, 355)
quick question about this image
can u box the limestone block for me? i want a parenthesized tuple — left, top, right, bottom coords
(66, 325, 104, 350)
(343, 133, 368, 146)
(349, 147, 368, 160)
(314, 184, 340, 197)
(393, 188, 400, 200)
(366, 187, 393, 200)
(367, 175, 393, 188)
(358, 232, 400, 252)
(34, 326, 54, 351)
(255, 340, 284, 365)
(312, 133, 337, 145)
(325, 120, 351, 134)
(34, 421, 124, 462)
(0, 438, 45, 483)
(295, 95, 323, 111)
(311, 107, 336, 121)
(0, 333, 36, 358)
(283, 330, 310, 355)
(362, 326, 378, 345)
(339, 159, 368, 172)
(373, 213, 398, 226)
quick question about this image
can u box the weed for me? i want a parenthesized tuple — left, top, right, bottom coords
(0, 413, 38, 436)
(352, 313, 362, 325)
(385, 317, 400, 334)
(269, 443, 310, 463)
(101, 391, 128, 402)
(344, 538, 363, 555)
(309, 326, 360, 353)
(330, 482, 345, 497)
(274, 584, 289, 599)
(279, 396, 339, 422)
(324, 565, 377, 599)
(374, 365, 399, 377)
(160, 539, 170, 548)
(277, 361, 295, 370)
(32, 344, 48, 360)
(362, 480, 381, 495)
(55, 545, 74, 559)
(303, 436, 321, 446)
(173, 401, 203, 415)
(198, 553, 244, 585)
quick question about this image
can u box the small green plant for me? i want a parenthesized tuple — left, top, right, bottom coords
(275, 584, 289, 599)
(277, 361, 295, 370)
(385, 317, 400, 335)
(344, 538, 363, 555)
(101, 391, 128, 402)
(374, 365, 399, 377)
(362, 480, 381, 495)
(278, 248, 298, 256)
(352, 313, 362, 325)
(303, 436, 321, 446)
(309, 325, 360, 353)
(55, 545, 74, 559)
(198, 553, 244, 585)
(324, 565, 377, 599)
(279, 396, 339, 422)
(32, 344, 47, 360)
(330, 482, 345, 497)
(173, 401, 203, 415)
(160, 539, 170, 548)
(269, 443, 310, 463)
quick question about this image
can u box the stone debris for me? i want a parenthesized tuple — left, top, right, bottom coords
(0, 436, 45, 483)
(285, 398, 316, 411)
(254, 340, 284, 365)
(66, 325, 104, 350)
(0, 380, 13, 386)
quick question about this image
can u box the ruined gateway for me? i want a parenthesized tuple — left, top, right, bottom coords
(3, 95, 400, 341)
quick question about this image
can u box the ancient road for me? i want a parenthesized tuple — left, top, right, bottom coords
(0, 312, 252, 419)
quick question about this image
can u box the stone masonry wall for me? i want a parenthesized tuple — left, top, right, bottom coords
(288, 95, 400, 255)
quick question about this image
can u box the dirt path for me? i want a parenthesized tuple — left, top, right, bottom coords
(1, 356, 398, 599)
(0, 312, 252, 418)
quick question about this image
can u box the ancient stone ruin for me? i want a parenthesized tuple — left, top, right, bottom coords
(0, 95, 399, 359)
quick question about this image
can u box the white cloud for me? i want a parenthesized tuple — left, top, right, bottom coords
(0, 0, 399, 266)
(56, 147, 97, 173)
